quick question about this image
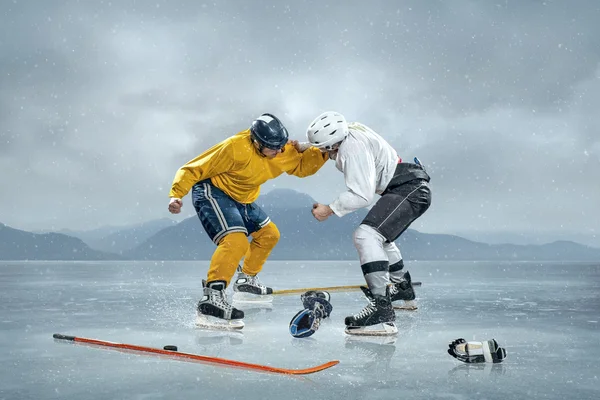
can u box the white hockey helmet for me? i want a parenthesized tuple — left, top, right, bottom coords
(306, 111, 349, 150)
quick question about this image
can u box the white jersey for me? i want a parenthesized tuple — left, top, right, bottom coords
(329, 122, 400, 217)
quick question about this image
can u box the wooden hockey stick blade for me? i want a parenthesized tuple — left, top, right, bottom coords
(273, 282, 422, 295)
(52, 333, 338, 375)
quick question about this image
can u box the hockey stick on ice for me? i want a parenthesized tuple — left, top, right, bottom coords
(52, 333, 339, 375)
(273, 282, 421, 295)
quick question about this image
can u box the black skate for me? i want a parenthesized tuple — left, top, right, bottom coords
(196, 281, 245, 331)
(390, 271, 418, 311)
(344, 286, 398, 336)
(233, 272, 273, 303)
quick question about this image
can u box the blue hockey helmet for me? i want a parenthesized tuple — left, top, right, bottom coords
(250, 113, 289, 150)
(289, 308, 320, 338)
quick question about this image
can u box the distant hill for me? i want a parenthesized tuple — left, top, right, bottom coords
(0, 223, 118, 261)
(124, 189, 600, 262)
(256, 188, 316, 209)
(87, 218, 178, 253)
(5, 189, 600, 261)
(38, 218, 179, 253)
(46, 226, 122, 245)
(395, 232, 600, 261)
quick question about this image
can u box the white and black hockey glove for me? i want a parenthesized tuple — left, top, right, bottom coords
(448, 338, 507, 364)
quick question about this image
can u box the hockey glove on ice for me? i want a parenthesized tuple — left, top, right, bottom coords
(448, 338, 507, 363)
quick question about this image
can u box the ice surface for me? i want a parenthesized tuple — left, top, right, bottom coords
(0, 260, 598, 399)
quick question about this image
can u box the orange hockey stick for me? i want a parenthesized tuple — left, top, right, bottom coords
(53, 333, 338, 375)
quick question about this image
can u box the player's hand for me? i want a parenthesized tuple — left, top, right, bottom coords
(168, 198, 183, 214)
(312, 203, 333, 222)
(288, 139, 312, 153)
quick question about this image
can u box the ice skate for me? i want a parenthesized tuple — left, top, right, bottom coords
(232, 272, 273, 303)
(390, 270, 418, 311)
(344, 286, 398, 336)
(195, 281, 245, 331)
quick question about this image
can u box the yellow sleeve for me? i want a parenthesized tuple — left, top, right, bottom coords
(169, 141, 235, 198)
(285, 146, 328, 178)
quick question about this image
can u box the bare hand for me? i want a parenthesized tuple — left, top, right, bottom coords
(312, 203, 333, 222)
(168, 198, 183, 214)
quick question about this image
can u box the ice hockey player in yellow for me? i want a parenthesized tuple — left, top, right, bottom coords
(168, 113, 328, 330)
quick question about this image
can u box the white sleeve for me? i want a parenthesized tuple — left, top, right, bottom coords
(329, 151, 377, 217)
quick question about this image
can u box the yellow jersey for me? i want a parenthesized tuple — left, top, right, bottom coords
(169, 129, 328, 204)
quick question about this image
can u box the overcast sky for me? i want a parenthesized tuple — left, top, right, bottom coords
(1, 0, 599, 245)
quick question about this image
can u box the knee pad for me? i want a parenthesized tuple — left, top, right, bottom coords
(218, 232, 250, 256)
(353, 225, 387, 265)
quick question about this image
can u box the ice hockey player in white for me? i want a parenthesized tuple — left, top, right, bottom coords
(306, 111, 432, 336)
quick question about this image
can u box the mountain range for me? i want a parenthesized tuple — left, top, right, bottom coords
(0, 223, 115, 260)
(41, 218, 179, 254)
(2, 189, 600, 261)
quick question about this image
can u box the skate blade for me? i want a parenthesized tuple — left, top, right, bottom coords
(344, 334, 397, 346)
(195, 314, 245, 331)
(393, 300, 418, 311)
(232, 292, 274, 303)
(345, 322, 398, 337)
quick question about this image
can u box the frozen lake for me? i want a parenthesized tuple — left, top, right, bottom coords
(1, 260, 598, 399)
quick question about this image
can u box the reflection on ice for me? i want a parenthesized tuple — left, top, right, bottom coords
(195, 330, 245, 348)
(1, 260, 599, 400)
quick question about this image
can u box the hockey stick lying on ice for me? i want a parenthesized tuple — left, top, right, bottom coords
(52, 333, 339, 375)
(273, 282, 422, 295)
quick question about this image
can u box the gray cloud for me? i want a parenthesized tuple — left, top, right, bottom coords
(1, 0, 599, 246)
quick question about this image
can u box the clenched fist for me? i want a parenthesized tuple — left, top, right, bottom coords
(168, 198, 183, 214)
